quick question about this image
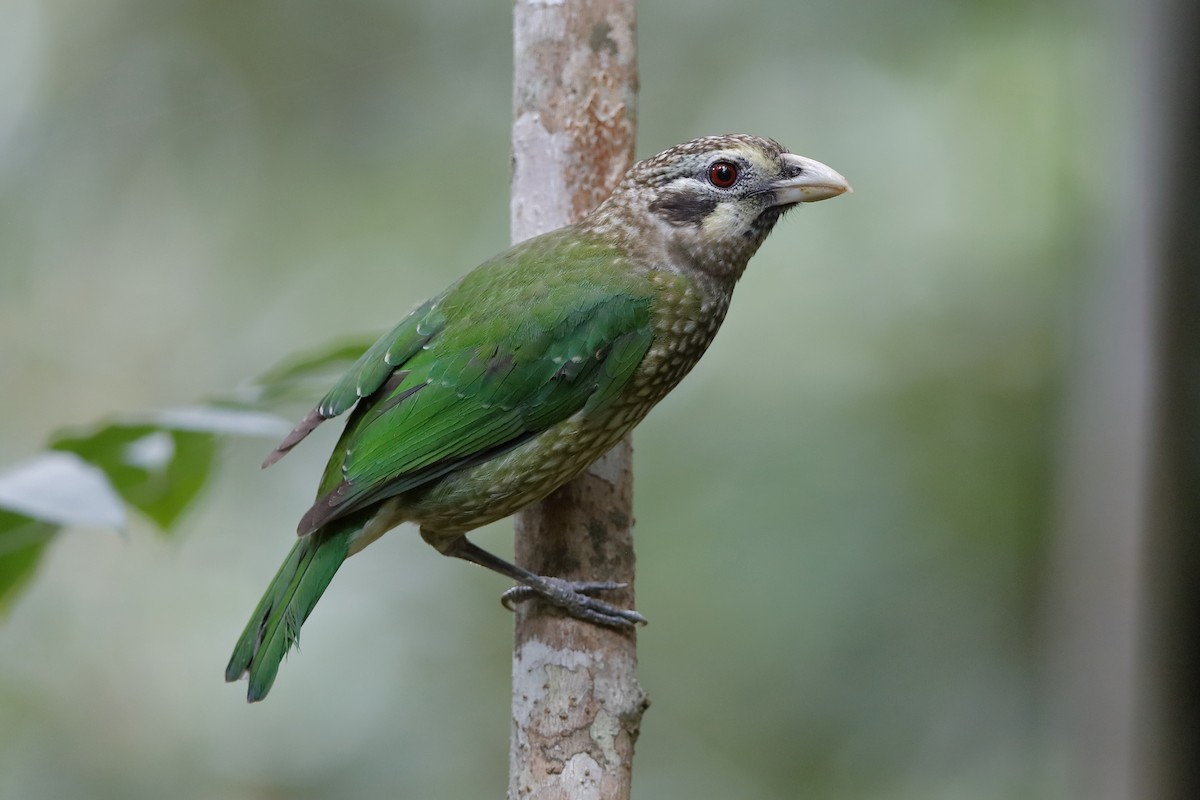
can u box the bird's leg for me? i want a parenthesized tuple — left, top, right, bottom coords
(426, 532, 646, 628)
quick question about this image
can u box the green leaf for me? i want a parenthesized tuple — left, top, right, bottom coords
(248, 335, 377, 408)
(0, 336, 379, 611)
(0, 335, 377, 610)
(51, 424, 218, 534)
(0, 451, 126, 529)
(0, 510, 56, 616)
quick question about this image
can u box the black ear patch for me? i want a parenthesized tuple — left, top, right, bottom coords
(649, 190, 719, 226)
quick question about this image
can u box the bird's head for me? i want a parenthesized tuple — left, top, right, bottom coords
(583, 134, 850, 281)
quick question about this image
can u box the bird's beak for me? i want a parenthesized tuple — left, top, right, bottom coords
(771, 153, 852, 204)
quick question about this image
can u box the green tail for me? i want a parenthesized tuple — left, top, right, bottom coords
(225, 524, 355, 702)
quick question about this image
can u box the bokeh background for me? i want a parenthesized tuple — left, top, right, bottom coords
(0, 0, 1140, 797)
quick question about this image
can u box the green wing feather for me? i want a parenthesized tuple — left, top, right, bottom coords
(261, 295, 449, 467)
(232, 229, 657, 702)
(224, 516, 358, 702)
(288, 230, 656, 534)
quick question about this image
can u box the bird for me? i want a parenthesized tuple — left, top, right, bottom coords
(225, 134, 850, 702)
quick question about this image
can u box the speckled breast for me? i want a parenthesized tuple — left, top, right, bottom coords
(407, 271, 730, 536)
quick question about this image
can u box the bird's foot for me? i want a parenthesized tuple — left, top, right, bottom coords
(501, 578, 647, 628)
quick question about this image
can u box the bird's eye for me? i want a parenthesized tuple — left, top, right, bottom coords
(708, 161, 739, 189)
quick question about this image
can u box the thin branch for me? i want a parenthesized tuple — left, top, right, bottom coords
(509, 2, 646, 799)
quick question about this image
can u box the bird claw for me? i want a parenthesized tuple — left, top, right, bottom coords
(501, 578, 647, 628)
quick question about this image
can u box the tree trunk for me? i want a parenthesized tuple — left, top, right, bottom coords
(508, 2, 646, 799)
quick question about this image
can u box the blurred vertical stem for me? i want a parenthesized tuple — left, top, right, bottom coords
(1136, 0, 1200, 796)
(509, 2, 646, 799)
(1051, 0, 1200, 798)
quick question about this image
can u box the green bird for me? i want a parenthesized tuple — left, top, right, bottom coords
(226, 134, 850, 701)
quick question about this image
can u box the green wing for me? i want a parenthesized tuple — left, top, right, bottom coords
(268, 230, 657, 535)
(261, 294, 450, 467)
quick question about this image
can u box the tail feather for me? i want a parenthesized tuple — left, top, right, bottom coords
(226, 525, 354, 702)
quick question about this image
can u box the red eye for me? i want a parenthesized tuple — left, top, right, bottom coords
(708, 160, 739, 188)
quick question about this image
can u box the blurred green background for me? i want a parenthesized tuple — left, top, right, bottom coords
(0, 0, 1122, 797)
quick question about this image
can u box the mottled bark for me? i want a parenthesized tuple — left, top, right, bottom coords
(509, 2, 646, 799)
